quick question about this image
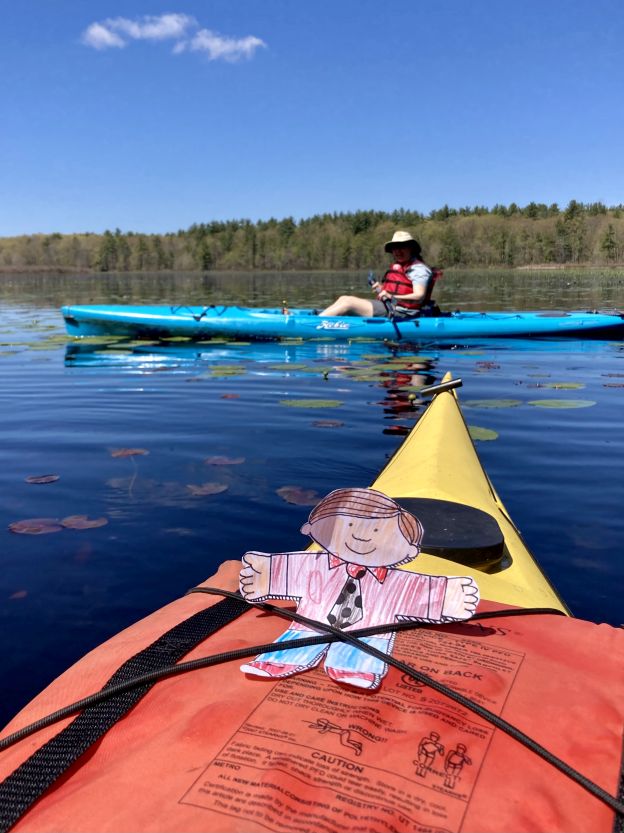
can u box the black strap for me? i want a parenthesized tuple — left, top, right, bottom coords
(0, 595, 248, 833)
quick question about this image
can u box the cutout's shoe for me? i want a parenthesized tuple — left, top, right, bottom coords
(240, 660, 303, 678)
(325, 666, 381, 690)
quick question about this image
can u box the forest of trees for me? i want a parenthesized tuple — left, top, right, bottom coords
(1, 200, 623, 273)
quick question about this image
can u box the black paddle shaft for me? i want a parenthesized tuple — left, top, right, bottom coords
(367, 272, 402, 339)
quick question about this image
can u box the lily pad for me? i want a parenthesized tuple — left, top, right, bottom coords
(280, 399, 343, 409)
(464, 399, 522, 409)
(312, 419, 345, 428)
(61, 515, 109, 529)
(541, 382, 585, 390)
(468, 425, 499, 441)
(186, 482, 229, 496)
(210, 364, 247, 376)
(527, 399, 596, 409)
(268, 363, 309, 371)
(25, 474, 60, 484)
(110, 448, 149, 458)
(220, 393, 240, 399)
(72, 335, 124, 343)
(276, 485, 319, 505)
(204, 455, 245, 466)
(9, 518, 63, 535)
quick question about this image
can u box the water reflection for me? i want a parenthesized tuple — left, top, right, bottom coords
(64, 337, 439, 435)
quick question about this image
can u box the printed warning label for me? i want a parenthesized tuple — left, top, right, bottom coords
(181, 629, 524, 832)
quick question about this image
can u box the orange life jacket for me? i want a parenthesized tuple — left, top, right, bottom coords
(1, 560, 622, 833)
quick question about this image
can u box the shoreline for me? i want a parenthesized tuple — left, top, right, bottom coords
(1, 264, 624, 276)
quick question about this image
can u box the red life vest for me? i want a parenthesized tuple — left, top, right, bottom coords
(2, 560, 623, 833)
(381, 261, 441, 310)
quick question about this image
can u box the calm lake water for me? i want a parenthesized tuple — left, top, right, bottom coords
(1, 268, 623, 728)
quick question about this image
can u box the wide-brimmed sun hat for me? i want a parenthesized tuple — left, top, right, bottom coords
(384, 230, 421, 253)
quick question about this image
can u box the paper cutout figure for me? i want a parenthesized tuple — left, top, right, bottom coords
(239, 487, 479, 691)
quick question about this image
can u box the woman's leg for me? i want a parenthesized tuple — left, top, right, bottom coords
(319, 296, 376, 316)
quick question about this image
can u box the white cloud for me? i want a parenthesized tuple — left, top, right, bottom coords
(105, 13, 196, 42)
(81, 22, 126, 50)
(177, 29, 266, 62)
(81, 13, 266, 61)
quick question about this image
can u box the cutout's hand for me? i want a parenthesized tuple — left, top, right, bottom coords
(240, 551, 271, 601)
(442, 577, 480, 621)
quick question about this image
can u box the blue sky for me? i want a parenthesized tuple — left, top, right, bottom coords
(2, 0, 623, 235)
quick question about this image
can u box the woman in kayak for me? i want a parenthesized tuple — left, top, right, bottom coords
(319, 230, 436, 317)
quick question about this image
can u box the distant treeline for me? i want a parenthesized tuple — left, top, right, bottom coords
(2, 200, 624, 272)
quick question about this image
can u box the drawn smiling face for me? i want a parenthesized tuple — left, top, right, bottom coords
(303, 513, 420, 567)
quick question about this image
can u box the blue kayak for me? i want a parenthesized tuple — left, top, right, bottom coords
(61, 304, 624, 342)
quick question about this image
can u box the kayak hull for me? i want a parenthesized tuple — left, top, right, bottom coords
(62, 304, 624, 341)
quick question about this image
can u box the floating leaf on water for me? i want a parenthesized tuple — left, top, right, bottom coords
(268, 363, 309, 371)
(603, 382, 624, 388)
(276, 485, 320, 505)
(527, 399, 596, 409)
(61, 515, 109, 529)
(186, 482, 229, 496)
(110, 448, 149, 458)
(464, 399, 522, 409)
(26, 342, 61, 351)
(468, 425, 499, 441)
(204, 455, 245, 465)
(220, 393, 240, 399)
(312, 419, 345, 428)
(541, 382, 585, 389)
(9, 590, 28, 600)
(475, 361, 501, 370)
(9, 518, 63, 535)
(210, 365, 247, 377)
(279, 399, 343, 409)
(74, 335, 125, 343)
(25, 474, 60, 484)
(338, 372, 381, 383)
